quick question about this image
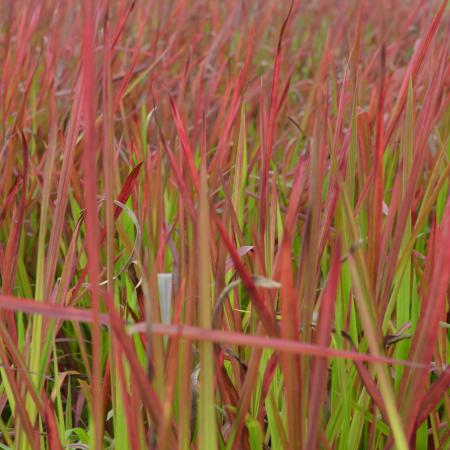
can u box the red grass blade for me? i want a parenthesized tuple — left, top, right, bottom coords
(0, 294, 431, 370)
(214, 216, 279, 336)
(384, 0, 448, 146)
(169, 94, 200, 191)
(81, 1, 103, 447)
(306, 241, 341, 449)
(259, 0, 294, 237)
(368, 45, 385, 285)
(400, 198, 450, 438)
(416, 366, 450, 427)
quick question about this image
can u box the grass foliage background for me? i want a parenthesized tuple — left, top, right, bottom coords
(0, 0, 449, 449)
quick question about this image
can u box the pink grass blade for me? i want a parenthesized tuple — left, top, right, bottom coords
(169, 95, 200, 191)
(400, 198, 450, 439)
(213, 216, 278, 337)
(368, 46, 385, 286)
(415, 366, 450, 427)
(306, 241, 341, 449)
(384, 0, 448, 147)
(81, 1, 103, 447)
(0, 294, 431, 370)
(259, 1, 293, 239)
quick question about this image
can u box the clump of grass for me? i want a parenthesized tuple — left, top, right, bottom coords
(0, 1, 449, 449)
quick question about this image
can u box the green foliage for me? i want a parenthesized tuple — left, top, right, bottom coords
(0, 1, 448, 449)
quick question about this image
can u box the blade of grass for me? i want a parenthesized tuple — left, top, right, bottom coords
(306, 241, 341, 449)
(197, 160, 218, 450)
